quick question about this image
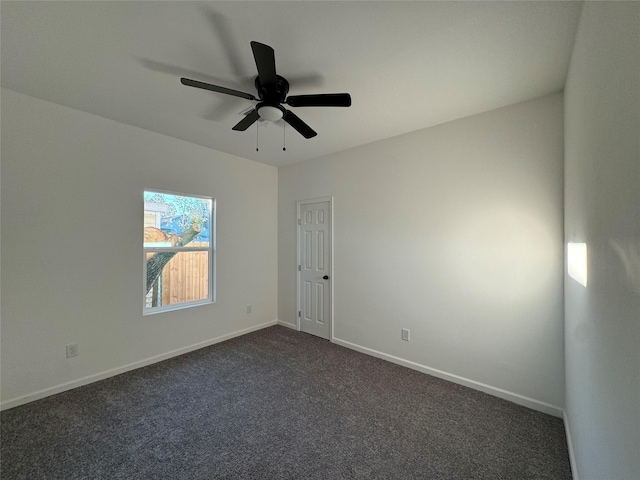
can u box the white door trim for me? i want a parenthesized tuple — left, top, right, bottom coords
(296, 197, 334, 341)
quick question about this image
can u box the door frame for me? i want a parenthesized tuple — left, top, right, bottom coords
(296, 197, 334, 341)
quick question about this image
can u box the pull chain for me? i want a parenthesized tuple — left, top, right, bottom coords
(256, 121, 259, 151)
(283, 121, 287, 151)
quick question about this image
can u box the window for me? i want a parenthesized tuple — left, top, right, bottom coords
(143, 190, 214, 313)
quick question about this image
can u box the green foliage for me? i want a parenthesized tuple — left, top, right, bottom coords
(144, 191, 211, 233)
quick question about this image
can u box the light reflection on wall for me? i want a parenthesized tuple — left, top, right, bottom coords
(610, 239, 640, 295)
(568, 242, 588, 287)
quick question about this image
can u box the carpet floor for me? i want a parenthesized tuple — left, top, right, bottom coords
(1, 326, 572, 479)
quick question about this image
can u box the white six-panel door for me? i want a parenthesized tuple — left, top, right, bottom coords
(298, 200, 331, 340)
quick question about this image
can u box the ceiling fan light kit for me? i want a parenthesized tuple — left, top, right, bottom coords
(257, 105, 284, 122)
(181, 41, 351, 142)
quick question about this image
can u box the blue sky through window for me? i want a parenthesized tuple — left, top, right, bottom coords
(144, 191, 211, 243)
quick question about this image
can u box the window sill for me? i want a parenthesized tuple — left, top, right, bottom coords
(143, 299, 214, 316)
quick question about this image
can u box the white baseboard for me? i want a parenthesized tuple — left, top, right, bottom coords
(332, 336, 564, 418)
(4, 322, 564, 421)
(1, 320, 278, 411)
(277, 320, 297, 330)
(563, 410, 579, 480)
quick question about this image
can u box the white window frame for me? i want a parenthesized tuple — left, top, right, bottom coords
(143, 189, 216, 315)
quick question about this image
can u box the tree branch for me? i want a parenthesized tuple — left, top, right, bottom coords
(146, 223, 202, 295)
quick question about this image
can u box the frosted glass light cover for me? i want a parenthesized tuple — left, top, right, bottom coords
(258, 106, 283, 121)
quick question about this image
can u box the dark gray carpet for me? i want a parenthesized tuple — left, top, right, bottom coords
(1, 326, 571, 479)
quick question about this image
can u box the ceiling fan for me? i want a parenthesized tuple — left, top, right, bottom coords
(180, 41, 351, 139)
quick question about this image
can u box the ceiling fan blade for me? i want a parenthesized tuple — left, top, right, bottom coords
(232, 109, 260, 131)
(181, 78, 256, 100)
(283, 110, 317, 139)
(286, 93, 352, 108)
(250, 41, 277, 90)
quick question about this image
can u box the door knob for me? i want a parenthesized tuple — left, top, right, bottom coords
(323, 275, 329, 280)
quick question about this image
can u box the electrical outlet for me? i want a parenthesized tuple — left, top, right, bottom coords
(401, 329, 410, 341)
(246, 304, 252, 314)
(66, 344, 78, 358)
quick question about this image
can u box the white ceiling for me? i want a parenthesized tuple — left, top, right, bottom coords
(1, 1, 583, 167)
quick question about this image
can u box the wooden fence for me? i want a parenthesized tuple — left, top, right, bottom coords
(148, 242, 209, 307)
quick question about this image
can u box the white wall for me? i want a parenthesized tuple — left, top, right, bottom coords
(1, 89, 278, 407)
(279, 94, 565, 414)
(564, 2, 640, 479)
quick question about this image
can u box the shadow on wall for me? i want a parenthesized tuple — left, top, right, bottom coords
(450, 204, 556, 302)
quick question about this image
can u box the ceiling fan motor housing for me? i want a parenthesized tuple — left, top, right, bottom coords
(255, 75, 289, 105)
